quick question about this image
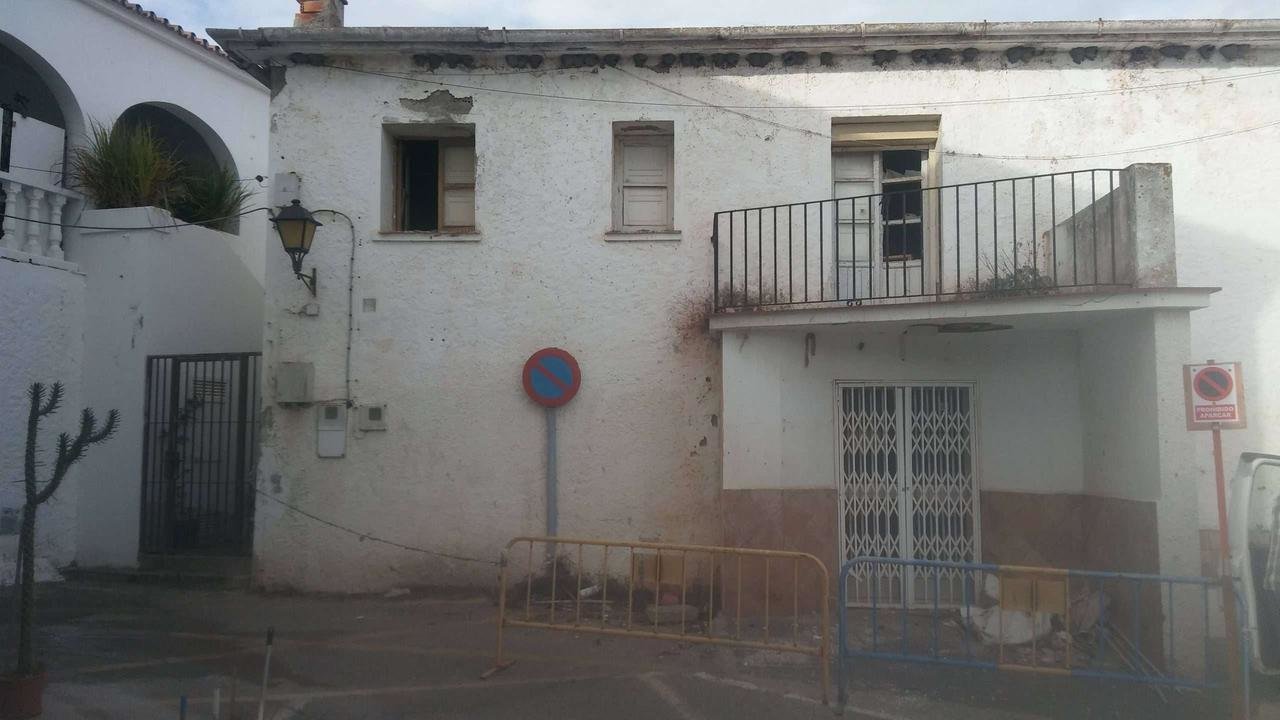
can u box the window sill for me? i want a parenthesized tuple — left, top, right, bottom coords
(375, 230, 481, 243)
(604, 230, 682, 243)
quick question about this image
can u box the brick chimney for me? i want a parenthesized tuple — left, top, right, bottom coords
(294, 0, 346, 28)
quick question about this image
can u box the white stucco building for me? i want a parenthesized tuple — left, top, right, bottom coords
(1, 0, 269, 576)
(210, 8, 1280, 614)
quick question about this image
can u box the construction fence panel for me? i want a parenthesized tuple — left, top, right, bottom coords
(490, 536, 831, 702)
(837, 557, 1252, 711)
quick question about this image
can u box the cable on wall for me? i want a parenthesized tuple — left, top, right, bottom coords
(6, 206, 271, 231)
(250, 480, 497, 565)
(312, 209, 359, 408)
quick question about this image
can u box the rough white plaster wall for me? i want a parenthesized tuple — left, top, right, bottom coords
(66, 208, 264, 567)
(0, 254, 86, 572)
(4, 0, 271, 286)
(261, 48, 1280, 590)
(721, 327, 1085, 494)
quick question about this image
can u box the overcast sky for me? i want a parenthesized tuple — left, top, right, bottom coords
(143, 0, 1278, 43)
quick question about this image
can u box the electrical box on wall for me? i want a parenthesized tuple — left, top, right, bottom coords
(316, 403, 347, 458)
(0, 507, 17, 536)
(276, 362, 314, 405)
(272, 171, 301, 208)
(357, 404, 387, 431)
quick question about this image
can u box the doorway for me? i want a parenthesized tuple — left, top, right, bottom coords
(139, 353, 261, 556)
(836, 383, 979, 606)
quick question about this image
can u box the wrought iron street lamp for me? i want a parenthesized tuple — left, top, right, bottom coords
(271, 199, 322, 295)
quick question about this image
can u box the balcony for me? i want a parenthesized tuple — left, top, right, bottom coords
(711, 164, 1177, 315)
(0, 170, 82, 267)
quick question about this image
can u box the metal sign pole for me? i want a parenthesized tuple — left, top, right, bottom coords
(545, 406, 558, 560)
(521, 347, 580, 562)
(1212, 422, 1246, 720)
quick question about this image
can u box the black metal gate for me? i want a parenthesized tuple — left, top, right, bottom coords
(140, 353, 261, 556)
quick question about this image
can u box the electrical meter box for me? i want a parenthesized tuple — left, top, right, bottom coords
(276, 362, 314, 405)
(316, 403, 347, 458)
(357, 404, 387, 431)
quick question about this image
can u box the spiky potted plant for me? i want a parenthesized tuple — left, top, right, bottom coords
(1, 383, 117, 719)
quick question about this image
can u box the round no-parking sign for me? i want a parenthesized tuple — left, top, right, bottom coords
(1183, 361, 1246, 430)
(522, 348, 581, 408)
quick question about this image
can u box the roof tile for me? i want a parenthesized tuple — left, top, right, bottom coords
(107, 0, 229, 58)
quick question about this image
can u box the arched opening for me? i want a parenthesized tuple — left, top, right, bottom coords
(117, 102, 244, 233)
(0, 29, 82, 187)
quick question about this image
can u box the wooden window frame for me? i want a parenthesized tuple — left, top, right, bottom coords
(384, 123, 476, 235)
(831, 116, 941, 280)
(612, 121, 675, 233)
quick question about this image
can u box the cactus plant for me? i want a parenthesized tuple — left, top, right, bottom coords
(12, 383, 117, 676)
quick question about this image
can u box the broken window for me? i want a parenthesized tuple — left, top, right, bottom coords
(880, 150, 925, 261)
(831, 116, 939, 298)
(385, 125, 475, 233)
(613, 121, 674, 232)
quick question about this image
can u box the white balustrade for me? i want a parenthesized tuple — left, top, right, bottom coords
(0, 171, 81, 262)
(47, 194, 67, 260)
(23, 188, 44, 255)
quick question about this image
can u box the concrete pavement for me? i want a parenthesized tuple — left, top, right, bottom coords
(0, 581, 1265, 719)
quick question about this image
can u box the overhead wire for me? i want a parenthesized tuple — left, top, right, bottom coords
(613, 65, 1280, 157)
(249, 480, 496, 565)
(317, 60, 1280, 160)
(316, 61, 1280, 111)
(2, 162, 267, 184)
(940, 119, 1280, 160)
(6, 206, 271, 231)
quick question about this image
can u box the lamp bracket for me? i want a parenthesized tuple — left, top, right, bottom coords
(297, 268, 317, 296)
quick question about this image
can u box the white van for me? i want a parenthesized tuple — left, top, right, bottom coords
(1230, 453, 1280, 675)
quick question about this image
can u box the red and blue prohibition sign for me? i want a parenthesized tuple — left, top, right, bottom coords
(522, 347, 581, 408)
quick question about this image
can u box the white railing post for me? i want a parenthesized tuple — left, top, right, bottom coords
(3, 181, 24, 252)
(47, 194, 67, 261)
(23, 187, 45, 255)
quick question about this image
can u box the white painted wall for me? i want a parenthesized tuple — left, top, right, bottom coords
(3, 0, 271, 284)
(0, 0, 270, 569)
(721, 327, 1085, 495)
(259, 44, 1280, 590)
(66, 208, 265, 567)
(0, 252, 85, 576)
(1079, 312, 1162, 502)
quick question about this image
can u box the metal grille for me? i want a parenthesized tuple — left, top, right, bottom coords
(713, 168, 1127, 311)
(907, 386, 977, 605)
(140, 353, 261, 555)
(838, 383, 978, 607)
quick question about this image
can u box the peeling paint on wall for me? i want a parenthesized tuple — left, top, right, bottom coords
(399, 89, 473, 117)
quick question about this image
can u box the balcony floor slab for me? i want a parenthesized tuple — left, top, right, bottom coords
(709, 286, 1216, 334)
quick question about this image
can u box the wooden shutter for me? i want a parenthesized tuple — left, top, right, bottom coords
(619, 137, 672, 230)
(439, 140, 475, 229)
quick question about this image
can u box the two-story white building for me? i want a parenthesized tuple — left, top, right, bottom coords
(212, 8, 1280, 610)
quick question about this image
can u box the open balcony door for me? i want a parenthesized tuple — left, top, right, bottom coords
(831, 117, 941, 302)
(833, 151, 877, 301)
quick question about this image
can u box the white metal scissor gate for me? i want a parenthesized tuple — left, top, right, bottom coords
(837, 383, 979, 607)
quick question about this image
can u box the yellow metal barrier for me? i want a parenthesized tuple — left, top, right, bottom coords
(487, 536, 831, 703)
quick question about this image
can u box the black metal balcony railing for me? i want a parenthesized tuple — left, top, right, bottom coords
(712, 169, 1130, 312)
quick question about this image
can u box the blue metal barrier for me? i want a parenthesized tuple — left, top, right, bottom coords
(837, 557, 1251, 712)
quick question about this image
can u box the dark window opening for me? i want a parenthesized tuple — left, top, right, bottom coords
(882, 150, 923, 180)
(880, 150, 924, 261)
(1, 108, 11, 172)
(399, 139, 439, 232)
